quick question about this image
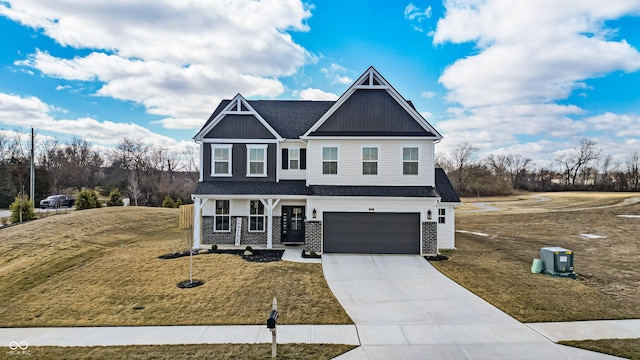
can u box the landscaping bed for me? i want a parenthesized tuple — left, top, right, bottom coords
(159, 249, 284, 263)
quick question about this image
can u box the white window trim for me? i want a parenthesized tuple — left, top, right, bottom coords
(288, 147, 300, 170)
(401, 145, 421, 176)
(214, 200, 231, 232)
(361, 145, 380, 176)
(321, 145, 339, 175)
(249, 200, 266, 233)
(211, 144, 232, 177)
(438, 208, 446, 224)
(246, 144, 268, 177)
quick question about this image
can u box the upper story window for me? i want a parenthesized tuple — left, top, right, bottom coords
(282, 148, 306, 170)
(403, 147, 419, 175)
(247, 145, 267, 177)
(438, 208, 446, 224)
(215, 200, 230, 232)
(249, 200, 265, 232)
(289, 148, 299, 170)
(212, 144, 232, 177)
(322, 147, 338, 175)
(362, 147, 378, 175)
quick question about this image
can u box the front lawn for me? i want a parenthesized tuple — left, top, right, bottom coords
(0, 207, 352, 327)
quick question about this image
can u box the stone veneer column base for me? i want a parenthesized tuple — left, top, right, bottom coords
(422, 222, 438, 255)
(305, 221, 322, 253)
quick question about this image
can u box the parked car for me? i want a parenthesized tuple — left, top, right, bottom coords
(40, 195, 75, 209)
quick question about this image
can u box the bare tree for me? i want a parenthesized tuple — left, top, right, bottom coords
(627, 151, 640, 190)
(555, 138, 601, 185)
(486, 154, 534, 189)
(596, 154, 614, 190)
(450, 142, 478, 194)
(38, 138, 68, 194)
(127, 173, 142, 206)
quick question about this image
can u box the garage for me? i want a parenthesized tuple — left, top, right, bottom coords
(323, 212, 420, 254)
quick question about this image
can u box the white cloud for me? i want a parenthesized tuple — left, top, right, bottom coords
(296, 88, 338, 101)
(0, 92, 194, 154)
(430, 1, 640, 167)
(55, 85, 70, 91)
(320, 63, 353, 85)
(420, 91, 437, 99)
(404, 3, 432, 32)
(1, 0, 314, 130)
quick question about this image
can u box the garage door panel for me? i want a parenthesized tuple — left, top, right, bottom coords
(323, 212, 419, 254)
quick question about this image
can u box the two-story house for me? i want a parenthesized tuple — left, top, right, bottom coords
(191, 67, 460, 255)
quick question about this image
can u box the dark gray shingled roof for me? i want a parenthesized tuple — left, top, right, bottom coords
(200, 100, 334, 139)
(435, 168, 461, 203)
(193, 169, 459, 202)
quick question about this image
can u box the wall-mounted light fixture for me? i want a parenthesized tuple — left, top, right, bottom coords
(368, 208, 375, 211)
(312, 208, 317, 219)
(427, 210, 432, 220)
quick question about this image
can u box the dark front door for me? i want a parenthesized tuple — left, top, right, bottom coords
(281, 206, 305, 243)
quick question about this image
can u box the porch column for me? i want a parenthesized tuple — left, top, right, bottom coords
(261, 199, 280, 249)
(192, 197, 207, 249)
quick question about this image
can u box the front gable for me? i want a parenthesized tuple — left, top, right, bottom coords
(194, 94, 282, 141)
(303, 67, 442, 139)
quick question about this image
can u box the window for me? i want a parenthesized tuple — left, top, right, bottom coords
(362, 147, 378, 175)
(212, 145, 232, 176)
(247, 145, 267, 176)
(249, 200, 265, 232)
(289, 148, 299, 170)
(322, 147, 338, 174)
(215, 200, 230, 232)
(403, 147, 419, 175)
(438, 208, 446, 224)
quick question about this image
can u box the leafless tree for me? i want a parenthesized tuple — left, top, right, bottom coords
(486, 154, 534, 189)
(596, 154, 614, 190)
(555, 138, 601, 185)
(38, 138, 67, 194)
(627, 151, 640, 190)
(449, 142, 478, 194)
(127, 173, 142, 206)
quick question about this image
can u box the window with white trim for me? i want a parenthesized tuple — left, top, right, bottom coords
(403, 147, 419, 175)
(289, 148, 299, 170)
(249, 200, 265, 232)
(322, 147, 338, 174)
(438, 208, 446, 224)
(362, 147, 378, 175)
(212, 145, 232, 176)
(247, 145, 267, 176)
(215, 200, 230, 232)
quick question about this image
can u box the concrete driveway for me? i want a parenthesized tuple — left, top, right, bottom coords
(323, 254, 621, 360)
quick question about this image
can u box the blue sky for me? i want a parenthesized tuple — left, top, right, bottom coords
(1, 0, 639, 168)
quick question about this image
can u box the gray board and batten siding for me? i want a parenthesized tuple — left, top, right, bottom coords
(309, 89, 434, 137)
(203, 114, 276, 139)
(202, 143, 277, 182)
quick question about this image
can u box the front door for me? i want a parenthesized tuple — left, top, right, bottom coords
(281, 206, 305, 243)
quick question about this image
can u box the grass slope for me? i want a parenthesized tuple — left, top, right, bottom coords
(15, 344, 356, 360)
(0, 207, 351, 327)
(561, 339, 640, 360)
(434, 194, 640, 323)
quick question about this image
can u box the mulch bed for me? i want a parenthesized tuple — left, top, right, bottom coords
(424, 254, 449, 261)
(176, 279, 205, 289)
(158, 249, 284, 263)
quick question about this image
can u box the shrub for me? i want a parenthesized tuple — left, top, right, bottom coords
(9, 196, 37, 223)
(106, 188, 124, 206)
(245, 245, 253, 251)
(162, 195, 176, 208)
(75, 190, 101, 210)
(211, 244, 218, 251)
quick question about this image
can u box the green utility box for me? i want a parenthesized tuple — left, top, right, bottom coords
(540, 247, 577, 279)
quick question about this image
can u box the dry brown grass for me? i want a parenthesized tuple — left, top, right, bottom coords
(0, 207, 351, 327)
(561, 339, 640, 360)
(16, 344, 356, 360)
(432, 193, 640, 323)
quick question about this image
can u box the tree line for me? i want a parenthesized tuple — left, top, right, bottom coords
(437, 139, 640, 197)
(0, 129, 198, 209)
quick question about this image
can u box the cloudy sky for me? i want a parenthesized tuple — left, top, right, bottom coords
(1, 0, 639, 167)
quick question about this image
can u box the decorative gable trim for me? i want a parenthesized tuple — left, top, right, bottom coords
(194, 94, 283, 141)
(302, 66, 442, 139)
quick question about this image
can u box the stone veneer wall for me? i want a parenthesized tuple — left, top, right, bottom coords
(202, 216, 282, 246)
(305, 221, 322, 253)
(422, 221, 438, 255)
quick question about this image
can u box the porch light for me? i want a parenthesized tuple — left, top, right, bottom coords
(312, 208, 317, 218)
(427, 210, 432, 220)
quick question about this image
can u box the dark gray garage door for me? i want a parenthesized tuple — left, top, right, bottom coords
(323, 212, 420, 254)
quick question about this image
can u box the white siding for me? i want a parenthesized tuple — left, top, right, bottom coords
(306, 139, 435, 186)
(436, 204, 456, 249)
(307, 197, 438, 222)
